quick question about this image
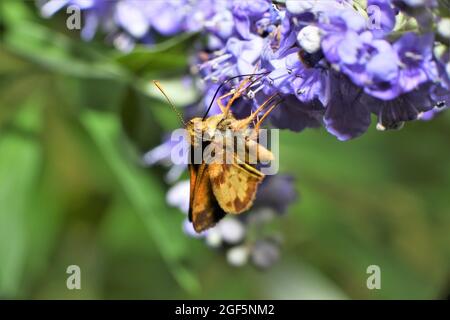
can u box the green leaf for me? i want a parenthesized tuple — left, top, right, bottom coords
(261, 260, 348, 300)
(81, 110, 200, 294)
(3, 21, 130, 80)
(0, 105, 42, 296)
(114, 33, 196, 75)
(0, 0, 35, 28)
(140, 78, 198, 107)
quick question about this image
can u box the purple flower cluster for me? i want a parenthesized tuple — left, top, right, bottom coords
(191, 0, 450, 140)
(40, 0, 236, 51)
(41, 0, 449, 139)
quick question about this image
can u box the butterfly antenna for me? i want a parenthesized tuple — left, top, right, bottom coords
(153, 81, 186, 126)
(202, 71, 270, 121)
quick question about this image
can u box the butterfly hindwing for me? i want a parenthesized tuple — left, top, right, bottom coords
(208, 161, 264, 214)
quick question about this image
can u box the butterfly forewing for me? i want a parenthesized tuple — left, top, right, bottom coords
(188, 163, 226, 232)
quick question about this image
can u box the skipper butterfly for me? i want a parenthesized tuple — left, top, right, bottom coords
(154, 75, 280, 232)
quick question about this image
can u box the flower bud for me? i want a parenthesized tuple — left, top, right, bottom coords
(226, 246, 249, 267)
(286, 0, 315, 14)
(297, 25, 322, 54)
(438, 18, 450, 40)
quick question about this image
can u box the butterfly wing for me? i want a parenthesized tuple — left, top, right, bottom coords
(188, 163, 198, 220)
(188, 163, 226, 233)
(208, 161, 264, 214)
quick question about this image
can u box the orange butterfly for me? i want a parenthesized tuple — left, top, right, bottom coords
(154, 75, 280, 232)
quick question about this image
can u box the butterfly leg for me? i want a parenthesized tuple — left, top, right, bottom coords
(255, 112, 260, 127)
(235, 93, 279, 131)
(223, 77, 253, 114)
(217, 72, 267, 116)
(253, 100, 282, 133)
(248, 110, 260, 129)
(217, 90, 236, 113)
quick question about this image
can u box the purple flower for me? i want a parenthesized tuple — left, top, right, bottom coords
(261, 10, 298, 62)
(320, 8, 372, 80)
(250, 238, 280, 270)
(430, 84, 450, 109)
(41, 0, 114, 41)
(366, 82, 444, 130)
(199, 36, 264, 84)
(394, 33, 438, 93)
(114, 1, 150, 38)
(324, 72, 447, 139)
(202, 5, 235, 44)
(266, 94, 324, 132)
(320, 8, 402, 100)
(40, 0, 96, 17)
(263, 34, 331, 100)
(417, 84, 450, 121)
(324, 72, 371, 141)
(232, 0, 273, 39)
(40, 0, 228, 46)
(114, 0, 201, 38)
(363, 38, 402, 100)
(143, 137, 188, 183)
(321, 7, 368, 56)
(253, 175, 298, 214)
(166, 180, 190, 214)
(367, 0, 396, 37)
(321, 8, 440, 101)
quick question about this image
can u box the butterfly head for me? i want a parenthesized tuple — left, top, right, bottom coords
(186, 114, 227, 144)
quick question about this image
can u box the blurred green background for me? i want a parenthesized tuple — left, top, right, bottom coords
(0, 1, 449, 299)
